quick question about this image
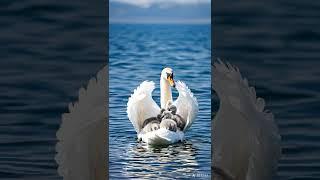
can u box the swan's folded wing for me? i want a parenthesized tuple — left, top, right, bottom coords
(127, 81, 160, 133)
(173, 81, 198, 132)
(55, 66, 107, 180)
(213, 60, 281, 179)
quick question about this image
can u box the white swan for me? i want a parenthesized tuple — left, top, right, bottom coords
(127, 67, 198, 145)
(212, 60, 281, 180)
(55, 66, 107, 180)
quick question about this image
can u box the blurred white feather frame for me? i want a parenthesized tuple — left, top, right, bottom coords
(212, 59, 281, 180)
(52, 59, 281, 179)
(55, 66, 107, 180)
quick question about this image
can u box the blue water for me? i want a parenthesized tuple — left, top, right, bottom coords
(0, 0, 106, 179)
(109, 24, 211, 179)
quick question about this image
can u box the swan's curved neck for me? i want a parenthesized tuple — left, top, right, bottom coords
(160, 77, 172, 109)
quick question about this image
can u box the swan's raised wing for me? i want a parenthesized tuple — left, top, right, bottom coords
(173, 81, 198, 132)
(127, 81, 160, 133)
(55, 66, 107, 180)
(213, 60, 281, 180)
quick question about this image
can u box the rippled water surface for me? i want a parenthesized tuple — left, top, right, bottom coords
(0, 0, 106, 179)
(109, 24, 211, 179)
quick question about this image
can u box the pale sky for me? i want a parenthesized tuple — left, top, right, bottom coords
(109, 0, 211, 24)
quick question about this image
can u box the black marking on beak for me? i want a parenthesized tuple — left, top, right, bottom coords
(166, 72, 170, 79)
(166, 72, 174, 79)
(166, 72, 175, 87)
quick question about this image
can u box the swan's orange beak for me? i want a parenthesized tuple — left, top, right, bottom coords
(168, 75, 175, 88)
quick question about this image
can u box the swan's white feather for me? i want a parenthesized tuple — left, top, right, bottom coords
(213, 60, 281, 180)
(173, 81, 198, 132)
(55, 66, 107, 180)
(138, 128, 184, 145)
(127, 76, 198, 145)
(127, 81, 161, 133)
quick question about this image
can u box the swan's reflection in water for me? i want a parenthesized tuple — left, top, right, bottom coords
(122, 141, 202, 179)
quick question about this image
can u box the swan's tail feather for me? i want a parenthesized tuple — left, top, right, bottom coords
(148, 134, 172, 146)
(55, 66, 107, 180)
(139, 128, 184, 146)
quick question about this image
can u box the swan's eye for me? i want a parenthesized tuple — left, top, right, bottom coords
(166, 72, 173, 79)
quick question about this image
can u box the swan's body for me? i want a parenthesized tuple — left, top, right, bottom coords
(127, 68, 198, 145)
(55, 66, 107, 180)
(213, 60, 281, 180)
